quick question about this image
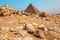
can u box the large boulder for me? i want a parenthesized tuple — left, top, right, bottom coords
(39, 12, 49, 17)
(34, 30, 45, 38)
(23, 24, 35, 34)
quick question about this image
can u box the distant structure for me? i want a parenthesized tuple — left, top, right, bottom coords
(25, 3, 40, 14)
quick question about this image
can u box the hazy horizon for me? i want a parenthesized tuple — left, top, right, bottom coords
(0, 0, 60, 14)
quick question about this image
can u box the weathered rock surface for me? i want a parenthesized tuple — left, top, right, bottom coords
(0, 4, 60, 40)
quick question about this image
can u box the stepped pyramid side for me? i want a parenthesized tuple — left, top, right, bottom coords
(25, 4, 40, 14)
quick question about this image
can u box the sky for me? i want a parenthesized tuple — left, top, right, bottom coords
(0, 0, 60, 14)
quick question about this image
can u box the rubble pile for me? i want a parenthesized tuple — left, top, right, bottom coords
(0, 4, 60, 40)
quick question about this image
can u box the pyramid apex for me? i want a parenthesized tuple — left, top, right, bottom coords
(29, 3, 33, 5)
(28, 3, 34, 7)
(25, 4, 40, 14)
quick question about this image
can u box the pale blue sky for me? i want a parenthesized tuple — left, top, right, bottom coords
(0, 0, 60, 14)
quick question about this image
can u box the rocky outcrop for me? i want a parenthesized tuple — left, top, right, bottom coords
(0, 4, 60, 40)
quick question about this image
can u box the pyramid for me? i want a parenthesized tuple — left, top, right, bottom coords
(25, 4, 40, 14)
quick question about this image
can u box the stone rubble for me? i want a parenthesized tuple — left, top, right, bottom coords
(0, 4, 60, 40)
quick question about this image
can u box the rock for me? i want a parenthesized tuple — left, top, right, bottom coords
(34, 30, 45, 38)
(32, 23, 38, 27)
(23, 37, 33, 40)
(38, 24, 48, 31)
(54, 39, 57, 40)
(0, 7, 5, 10)
(8, 37, 22, 40)
(0, 26, 9, 31)
(19, 30, 28, 37)
(0, 34, 3, 39)
(0, 34, 8, 39)
(23, 24, 35, 34)
(8, 21, 15, 24)
(21, 10, 29, 16)
(47, 23, 60, 33)
(39, 12, 48, 17)
(16, 26, 24, 30)
(13, 37, 22, 40)
(10, 28, 17, 32)
(49, 31, 60, 38)
(17, 11, 22, 16)
(3, 13, 8, 16)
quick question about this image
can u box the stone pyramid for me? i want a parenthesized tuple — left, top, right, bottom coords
(25, 4, 40, 14)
